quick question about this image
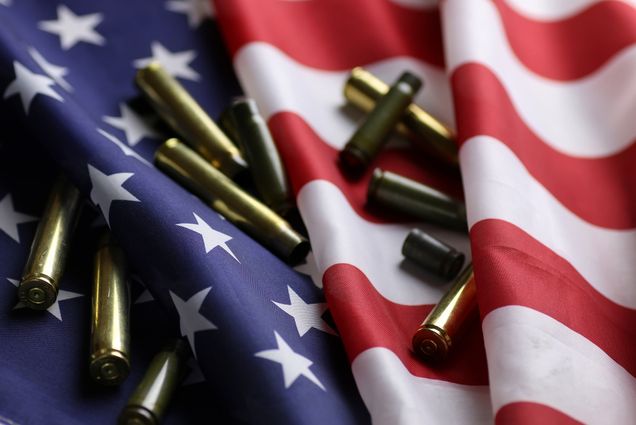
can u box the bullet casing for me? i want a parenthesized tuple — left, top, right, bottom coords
(344, 67, 458, 165)
(19, 176, 82, 310)
(118, 339, 189, 425)
(402, 229, 465, 280)
(155, 138, 309, 265)
(229, 98, 293, 215)
(135, 62, 247, 178)
(218, 105, 239, 144)
(90, 233, 130, 386)
(412, 265, 477, 362)
(340, 71, 422, 174)
(368, 169, 467, 231)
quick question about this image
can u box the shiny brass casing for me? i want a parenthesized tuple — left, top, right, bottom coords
(368, 168, 467, 231)
(344, 67, 458, 165)
(402, 228, 465, 280)
(340, 71, 422, 174)
(135, 62, 247, 178)
(229, 98, 293, 215)
(18, 176, 82, 310)
(155, 138, 309, 265)
(90, 233, 130, 386)
(412, 264, 476, 362)
(118, 339, 189, 425)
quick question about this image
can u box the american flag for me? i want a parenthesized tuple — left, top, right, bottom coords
(0, 0, 631, 423)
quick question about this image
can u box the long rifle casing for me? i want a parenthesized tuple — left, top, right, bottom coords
(368, 168, 467, 231)
(135, 62, 247, 178)
(340, 71, 422, 174)
(90, 233, 130, 386)
(18, 176, 82, 310)
(155, 138, 309, 265)
(118, 339, 189, 425)
(412, 265, 477, 362)
(229, 98, 293, 215)
(344, 67, 458, 165)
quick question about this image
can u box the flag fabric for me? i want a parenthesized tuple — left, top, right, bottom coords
(0, 1, 368, 424)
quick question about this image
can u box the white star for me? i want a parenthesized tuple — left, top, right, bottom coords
(3, 61, 63, 114)
(133, 42, 200, 81)
(294, 251, 322, 289)
(255, 331, 325, 391)
(177, 212, 239, 262)
(0, 0, 11, 6)
(183, 357, 206, 385)
(7, 278, 82, 321)
(273, 286, 336, 337)
(0, 194, 37, 243)
(103, 103, 158, 146)
(166, 0, 214, 28)
(38, 5, 105, 50)
(170, 287, 217, 353)
(135, 289, 154, 304)
(28, 47, 72, 92)
(96, 129, 152, 167)
(88, 164, 140, 227)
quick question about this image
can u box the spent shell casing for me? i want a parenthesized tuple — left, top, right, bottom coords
(340, 71, 422, 174)
(344, 67, 458, 165)
(402, 229, 465, 280)
(229, 98, 293, 215)
(135, 62, 247, 178)
(218, 105, 239, 144)
(90, 233, 130, 386)
(155, 138, 309, 265)
(367, 168, 467, 231)
(118, 339, 189, 425)
(18, 176, 82, 310)
(412, 264, 476, 362)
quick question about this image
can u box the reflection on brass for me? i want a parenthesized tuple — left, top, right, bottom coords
(118, 339, 189, 425)
(412, 264, 476, 362)
(344, 67, 458, 165)
(340, 71, 422, 175)
(155, 138, 309, 265)
(368, 168, 467, 231)
(229, 97, 293, 215)
(136, 62, 247, 178)
(18, 176, 82, 310)
(90, 233, 130, 386)
(402, 228, 465, 280)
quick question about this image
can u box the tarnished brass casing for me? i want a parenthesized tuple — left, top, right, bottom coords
(367, 168, 467, 231)
(344, 67, 458, 165)
(90, 233, 130, 386)
(155, 138, 309, 265)
(412, 264, 476, 362)
(118, 339, 189, 425)
(135, 62, 247, 178)
(340, 71, 422, 174)
(402, 228, 465, 280)
(229, 98, 293, 215)
(18, 176, 82, 310)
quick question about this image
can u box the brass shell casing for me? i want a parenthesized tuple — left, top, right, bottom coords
(118, 339, 189, 425)
(412, 264, 477, 362)
(90, 233, 130, 386)
(135, 62, 247, 178)
(155, 138, 309, 265)
(18, 176, 82, 310)
(344, 67, 458, 165)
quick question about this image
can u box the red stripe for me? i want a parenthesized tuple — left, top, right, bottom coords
(215, 0, 444, 70)
(494, 0, 636, 80)
(269, 111, 464, 224)
(452, 63, 636, 230)
(496, 402, 582, 425)
(323, 263, 488, 384)
(471, 219, 636, 377)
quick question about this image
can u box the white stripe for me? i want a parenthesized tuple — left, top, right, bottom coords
(297, 179, 471, 306)
(442, 0, 636, 157)
(504, 0, 636, 21)
(461, 136, 636, 310)
(352, 348, 492, 425)
(234, 42, 454, 151)
(483, 306, 636, 424)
